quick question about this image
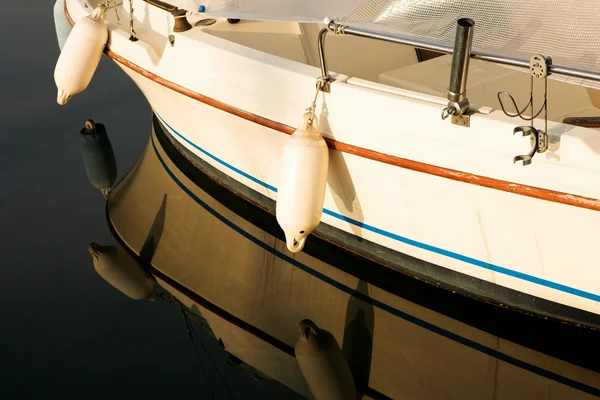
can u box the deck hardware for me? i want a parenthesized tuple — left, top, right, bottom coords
(316, 27, 335, 93)
(138, 1, 190, 33)
(227, 18, 241, 24)
(512, 126, 547, 166)
(195, 18, 216, 27)
(168, 34, 175, 46)
(172, 9, 192, 32)
(442, 18, 474, 127)
(498, 54, 550, 165)
(302, 27, 335, 124)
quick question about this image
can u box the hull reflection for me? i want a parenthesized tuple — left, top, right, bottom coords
(103, 115, 600, 399)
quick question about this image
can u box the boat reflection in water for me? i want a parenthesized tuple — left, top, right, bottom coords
(87, 115, 600, 399)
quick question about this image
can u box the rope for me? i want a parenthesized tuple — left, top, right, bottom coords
(306, 83, 323, 126)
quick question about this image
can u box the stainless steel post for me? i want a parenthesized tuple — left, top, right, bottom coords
(317, 28, 333, 92)
(447, 18, 474, 115)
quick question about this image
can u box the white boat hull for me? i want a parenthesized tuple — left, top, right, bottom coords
(64, 0, 600, 322)
(120, 63, 600, 320)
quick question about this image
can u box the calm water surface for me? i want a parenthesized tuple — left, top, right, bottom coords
(0, 1, 276, 398)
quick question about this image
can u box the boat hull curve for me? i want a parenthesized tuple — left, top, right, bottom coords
(105, 118, 600, 398)
(63, 0, 600, 326)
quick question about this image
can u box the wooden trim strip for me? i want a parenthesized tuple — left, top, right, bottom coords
(323, 139, 600, 211)
(64, 3, 600, 212)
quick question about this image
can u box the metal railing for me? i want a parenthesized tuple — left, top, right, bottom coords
(327, 21, 600, 83)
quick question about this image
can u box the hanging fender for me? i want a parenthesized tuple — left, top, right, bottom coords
(54, 4, 109, 105)
(276, 112, 329, 253)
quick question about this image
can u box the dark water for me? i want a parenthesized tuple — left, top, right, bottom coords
(0, 1, 276, 398)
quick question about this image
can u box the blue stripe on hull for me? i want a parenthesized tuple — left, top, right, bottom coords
(155, 113, 600, 303)
(149, 133, 600, 396)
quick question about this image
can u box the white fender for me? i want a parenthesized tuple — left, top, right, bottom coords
(295, 320, 356, 400)
(54, 4, 108, 105)
(276, 113, 329, 253)
(88, 243, 156, 300)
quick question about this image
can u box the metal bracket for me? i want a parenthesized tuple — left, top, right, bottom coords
(317, 28, 334, 93)
(513, 126, 548, 165)
(451, 113, 471, 128)
(316, 77, 330, 93)
(441, 100, 472, 127)
(498, 54, 550, 166)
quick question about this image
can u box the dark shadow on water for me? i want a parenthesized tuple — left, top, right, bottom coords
(139, 193, 167, 263)
(342, 280, 374, 398)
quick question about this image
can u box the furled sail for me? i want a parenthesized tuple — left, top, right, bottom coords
(193, 0, 366, 23)
(197, 0, 600, 86)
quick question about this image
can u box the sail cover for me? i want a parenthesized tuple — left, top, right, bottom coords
(198, 0, 600, 84)
(194, 0, 365, 23)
